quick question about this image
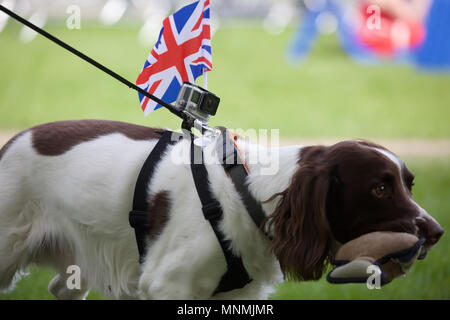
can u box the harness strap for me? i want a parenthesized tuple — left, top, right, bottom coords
(221, 132, 266, 229)
(129, 129, 263, 295)
(190, 139, 252, 294)
(129, 130, 177, 264)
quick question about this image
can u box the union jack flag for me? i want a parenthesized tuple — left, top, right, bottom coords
(136, 0, 212, 115)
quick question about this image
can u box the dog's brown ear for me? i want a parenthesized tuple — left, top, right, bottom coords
(265, 157, 333, 281)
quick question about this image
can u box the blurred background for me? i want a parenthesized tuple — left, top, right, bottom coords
(0, 0, 449, 299)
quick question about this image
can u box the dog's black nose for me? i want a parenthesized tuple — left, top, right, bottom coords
(416, 215, 444, 246)
(428, 224, 444, 245)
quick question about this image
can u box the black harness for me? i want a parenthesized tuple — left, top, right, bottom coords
(129, 129, 266, 295)
(129, 130, 179, 263)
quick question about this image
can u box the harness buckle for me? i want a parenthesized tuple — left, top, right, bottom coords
(219, 129, 239, 170)
(129, 210, 149, 229)
(202, 201, 223, 220)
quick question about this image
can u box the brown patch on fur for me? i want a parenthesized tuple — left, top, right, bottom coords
(31, 120, 165, 156)
(0, 131, 27, 162)
(147, 191, 171, 242)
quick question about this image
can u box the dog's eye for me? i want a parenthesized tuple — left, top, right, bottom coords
(372, 184, 387, 197)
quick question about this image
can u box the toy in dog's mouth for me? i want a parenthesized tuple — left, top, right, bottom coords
(327, 232, 430, 286)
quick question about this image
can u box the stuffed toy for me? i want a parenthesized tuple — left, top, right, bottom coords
(327, 232, 427, 286)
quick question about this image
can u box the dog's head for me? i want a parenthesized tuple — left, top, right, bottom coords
(265, 140, 444, 281)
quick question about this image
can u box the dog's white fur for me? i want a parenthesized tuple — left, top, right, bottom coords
(0, 129, 303, 299)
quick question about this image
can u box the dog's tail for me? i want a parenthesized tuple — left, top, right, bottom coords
(0, 131, 32, 291)
(0, 225, 29, 292)
(0, 201, 38, 292)
(0, 205, 33, 292)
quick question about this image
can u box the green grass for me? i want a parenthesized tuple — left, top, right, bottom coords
(1, 22, 450, 138)
(1, 159, 449, 300)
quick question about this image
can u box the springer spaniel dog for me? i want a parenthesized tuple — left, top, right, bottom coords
(0, 120, 444, 299)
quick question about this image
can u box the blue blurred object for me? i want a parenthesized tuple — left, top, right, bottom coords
(413, 0, 450, 72)
(286, 0, 379, 65)
(286, 2, 322, 63)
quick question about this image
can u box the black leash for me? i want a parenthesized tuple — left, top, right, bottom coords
(0, 4, 186, 121)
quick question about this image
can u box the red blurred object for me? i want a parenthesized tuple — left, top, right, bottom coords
(357, 2, 425, 56)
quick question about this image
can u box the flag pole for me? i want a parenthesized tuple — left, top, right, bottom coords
(203, 69, 208, 90)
